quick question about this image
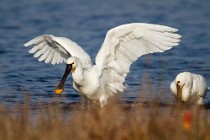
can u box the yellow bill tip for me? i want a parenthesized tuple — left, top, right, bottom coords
(54, 88, 64, 95)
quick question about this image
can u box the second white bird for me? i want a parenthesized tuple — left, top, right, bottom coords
(170, 72, 209, 105)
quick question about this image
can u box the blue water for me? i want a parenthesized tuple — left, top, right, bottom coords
(0, 0, 210, 108)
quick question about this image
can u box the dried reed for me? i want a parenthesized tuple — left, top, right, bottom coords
(0, 100, 209, 140)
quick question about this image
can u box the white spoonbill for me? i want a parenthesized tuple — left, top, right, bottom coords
(24, 23, 181, 107)
(170, 72, 210, 105)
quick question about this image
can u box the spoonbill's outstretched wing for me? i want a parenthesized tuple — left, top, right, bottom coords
(95, 23, 181, 94)
(24, 35, 92, 68)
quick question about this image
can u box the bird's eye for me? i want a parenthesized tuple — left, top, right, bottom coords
(71, 62, 74, 65)
(176, 81, 180, 86)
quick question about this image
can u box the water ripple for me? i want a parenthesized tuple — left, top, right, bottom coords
(0, 0, 210, 109)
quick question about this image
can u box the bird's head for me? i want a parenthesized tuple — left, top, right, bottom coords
(66, 57, 79, 73)
(174, 72, 193, 102)
(54, 57, 79, 95)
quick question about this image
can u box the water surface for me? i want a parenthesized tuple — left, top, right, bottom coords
(0, 0, 210, 108)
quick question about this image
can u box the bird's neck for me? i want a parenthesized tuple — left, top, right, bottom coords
(72, 65, 84, 85)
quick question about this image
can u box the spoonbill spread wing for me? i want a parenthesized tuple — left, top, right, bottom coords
(95, 23, 181, 96)
(24, 35, 92, 68)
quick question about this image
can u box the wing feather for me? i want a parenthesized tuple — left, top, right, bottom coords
(24, 35, 92, 67)
(52, 51, 58, 65)
(24, 36, 44, 47)
(28, 42, 45, 54)
(56, 54, 61, 64)
(33, 49, 42, 58)
(45, 49, 54, 63)
(95, 23, 181, 95)
(39, 45, 49, 54)
(38, 47, 51, 62)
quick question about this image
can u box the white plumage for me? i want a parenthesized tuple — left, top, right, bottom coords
(24, 23, 181, 107)
(170, 72, 209, 105)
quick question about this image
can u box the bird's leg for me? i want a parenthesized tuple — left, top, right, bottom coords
(197, 96, 204, 105)
(80, 96, 91, 110)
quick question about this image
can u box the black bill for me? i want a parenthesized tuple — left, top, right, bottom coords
(54, 64, 72, 94)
